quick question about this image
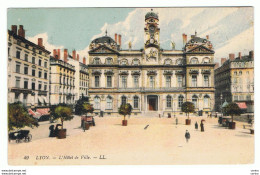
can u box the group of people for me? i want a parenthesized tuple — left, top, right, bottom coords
(185, 121, 205, 143)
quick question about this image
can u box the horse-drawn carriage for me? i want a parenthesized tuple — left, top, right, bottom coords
(8, 130, 32, 143)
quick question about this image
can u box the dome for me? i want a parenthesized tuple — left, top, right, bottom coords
(91, 36, 116, 45)
(145, 10, 158, 20)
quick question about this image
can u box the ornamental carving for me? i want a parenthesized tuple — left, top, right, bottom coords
(104, 69, 114, 75)
(189, 69, 199, 74)
(131, 70, 141, 75)
(92, 70, 102, 75)
(175, 70, 184, 75)
(163, 70, 173, 75)
(147, 70, 157, 75)
(201, 69, 211, 74)
(119, 70, 129, 75)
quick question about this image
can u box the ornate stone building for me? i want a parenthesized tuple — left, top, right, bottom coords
(88, 10, 215, 117)
(214, 51, 254, 113)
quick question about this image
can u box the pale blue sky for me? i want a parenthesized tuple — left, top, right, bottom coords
(8, 8, 133, 51)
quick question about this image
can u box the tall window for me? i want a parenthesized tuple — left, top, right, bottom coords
(15, 93, 19, 102)
(23, 94, 28, 105)
(44, 62, 47, 68)
(16, 64, 20, 73)
(107, 76, 112, 87)
(149, 76, 155, 88)
(177, 75, 182, 87)
(192, 95, 198, 108)
(204, 75, 209, 87)
(166, 76, 171, 88)
(24, 80, 28, 89)
(16, 51, 20, 59)
(192, 75, 197, 87)
(95, 76, 100, 87)
(44, 84, 47, 91)
(121, 96, 127, 105)
(134, 76, 139, 88)
(134, 96, 139, 109)
(15, 78, 20, 88)
(31, 82, 35, 90)
(94, 96, 100, 109)
(44, 72, 47, 79)
(178, 95, 184, 108)
(106, 96, 113, 109)
(24, 54, 28, 61)
(24, 66, 28, 75)
(38, 70, 42, 78)
(166, 95, 172, 108)
(38, 59, 42, 66)
(122, 76, 127, 88)
(204, 95, 210, 108)
(32, 57, 35, 64)
(38, 83, 42, 90)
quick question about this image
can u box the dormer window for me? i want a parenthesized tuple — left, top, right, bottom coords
(165, 59, 171, 65)
(190, 57, 198, 64)
(121, 60, 127, 65)
(93, 58, 100, 64)
(133, 59, 139, 65)
(106, 58, 112, 64)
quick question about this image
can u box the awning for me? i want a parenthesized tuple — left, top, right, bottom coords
(236, 102, 247, 109)
(28, 109, 41, 119)
(36, 108, 50, 115)
(28, 109, 36, 116)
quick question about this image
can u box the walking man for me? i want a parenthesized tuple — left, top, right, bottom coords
(176, 117, 178, 125)
(200, 121, 204, 132)
(195, 121, 198, 130)
(185, 130, 190, 143)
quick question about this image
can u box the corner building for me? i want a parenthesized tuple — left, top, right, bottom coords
(88, 10, 215, 117)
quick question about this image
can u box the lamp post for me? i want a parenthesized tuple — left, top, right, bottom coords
(174, 102, 176, 118)
(220, 93, 223, 117)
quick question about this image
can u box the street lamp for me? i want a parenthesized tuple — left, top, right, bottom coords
(174, 102, 176, 118)
(220, 93, 223, 117)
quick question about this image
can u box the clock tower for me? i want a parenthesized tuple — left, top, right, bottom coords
(144, 9, 160, 63)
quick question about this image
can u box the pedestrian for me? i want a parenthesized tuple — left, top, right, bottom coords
(81, 116, 85, 128)
(82, 120, 86, 132)
(200, 121, 204, 132)
(49, 125, 55, 137)
(185, 130, 190, 143)
(195, 122, 198, 130)
(176, 117, 178, 125)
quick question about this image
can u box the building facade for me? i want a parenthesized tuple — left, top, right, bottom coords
(214, 51, 254, 113)
(49, 49, 76, 105)
(8, 25, 51, 108)
(88, 10, 215, 117)
(68, 51, 89, 101)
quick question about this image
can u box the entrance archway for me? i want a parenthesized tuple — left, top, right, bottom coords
(147, 95, 158, 111)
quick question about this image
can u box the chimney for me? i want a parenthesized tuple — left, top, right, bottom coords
(18, 25, 25, 38)
(77, 54, 79, 61)
(229, 53, 235, 61)
(72, 50, 76, 60)
(238, 52, 242, 59)
(221, 58, 226, 65)
(249, 50, 254, 60)
(53, 49, 57, 58)
(182, 33, 187, 46)
(57, 49, 61, 59)
(64, 49, 68, 63)
(118, 34, 122, 48)
(83, 57, 86, 64)
(38, 38, 43, 48)
(115, 33, 118, 44)
(214, 62, 219, 69)
(11, 25, 17, 35)
(206, 35, 209, 40)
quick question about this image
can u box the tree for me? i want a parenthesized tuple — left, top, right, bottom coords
(52, 104, 74, 129)
(224, 102, 242, 122)
(8, 102, 39, 131)
(82, 103, 94, 116)
(74, 95, 89, 115)
(118, 103, 132, 121)
(181, 102, 195, 119)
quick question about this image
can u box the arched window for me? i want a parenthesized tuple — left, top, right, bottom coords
(203, 57, 210, 63)
(106, 57, 113, 64)
(192, 95, 198, 108)
(133, 96, 139, 109)
(93, 57, 100, 64)
(176, 58, 182, 65)
(106, 96, 113, 109)
(121, 96, 127, 105)
(178, 95, 184, 108)
(121, 59, 128, 65)
(204, 95, 210, 108)
(94, 96, 100, 109)
(133, 59, 139, 65)
(165, 59, 171, 65)
(190, 57, 198, 64)
(166, 95, 172, 108)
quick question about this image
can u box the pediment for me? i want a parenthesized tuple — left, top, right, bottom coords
(89, 45, 119, 55)
(186, 45, 214, 54)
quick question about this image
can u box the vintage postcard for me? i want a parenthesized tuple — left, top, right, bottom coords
(7, 7, 254, 165)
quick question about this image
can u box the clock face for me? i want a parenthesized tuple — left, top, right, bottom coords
(150, 38, 155, 44)
(149, 26, 155, 34)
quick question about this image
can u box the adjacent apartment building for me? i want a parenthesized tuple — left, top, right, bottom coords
(88, 9, 215, 117)
(8, 25, 51, 108)
(214, 51, 254, 113)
